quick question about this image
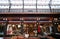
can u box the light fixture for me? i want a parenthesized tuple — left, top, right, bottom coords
(12, 24, 15, 27)
(18, 25, 21, 28)
(40, 26, 42, 28)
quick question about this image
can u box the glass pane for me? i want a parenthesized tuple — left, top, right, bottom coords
(6, 17, 22, 35)
(24, 0, 36, 6)
(37, 0, 50, 5)
(11, 6, 23, 9)
(0, 0, 9, 4)
(0, 6, 9, 9)
(37, 6, 49, 9)
(0, 6, 9, 12)
(0, 0, 9, 12)
(0, 0, 9, 8)
(24, 0, 36, 11)
(51, 6, 60, 9)
(11, 0, 23, 5)
(0, 18, 6, 35)
(11, 0, 23, 8)
(24, 6, 36, 9)
(37, 6, 50, 12)
(24, 0, 36, 12)
(23, 22, 37, 37)
(10, 6, 23, 12)
(10, 0, 23, 12)
(51, 6, 60, 12)
(52, 0, 60, 5)
(24, 6, 36, 12)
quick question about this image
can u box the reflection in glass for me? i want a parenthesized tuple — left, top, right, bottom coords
(23, 23, 37, 37)
(7, 24, 22, 35)
(0, 24, 4, 35)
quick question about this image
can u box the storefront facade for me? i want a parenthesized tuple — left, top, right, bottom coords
(0, 14, 60, 39)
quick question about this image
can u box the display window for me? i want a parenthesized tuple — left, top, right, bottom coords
(0, 18, 7, 35)
(7, 24, 23, 35)
(23, 22, 38, 37)
(0, 24, 4, 35)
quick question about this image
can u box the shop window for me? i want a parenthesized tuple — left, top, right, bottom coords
(23, 23, 37, 37)
(0, 18, 7, 35)
(7, 24, 23, 35)
(0, 24, 4, 35)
